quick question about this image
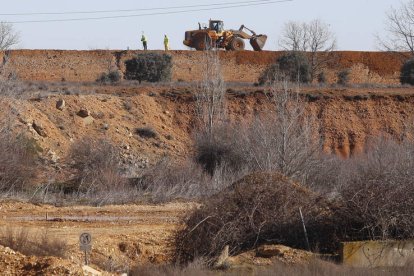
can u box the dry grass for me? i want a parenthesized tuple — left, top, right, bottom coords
(0, 227, 68, 258)
(68, 137, 125, 194)
(137, 158, 241, 202)
(258, 260, 414, 276)
(131, 259, 414, 276)
(0, 132, 40, 194)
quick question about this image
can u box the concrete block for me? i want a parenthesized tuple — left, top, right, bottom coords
(341, 240, 414, 268)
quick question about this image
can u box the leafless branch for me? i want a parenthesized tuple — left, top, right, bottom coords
(279, 19, 337, 80)
(0, 22, 19, 50)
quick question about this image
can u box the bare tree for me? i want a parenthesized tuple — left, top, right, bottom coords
(377, 0, 414, 55)
(0, 22, 19, 50)
(240, 78, 323, 185)
(195, 50, 226, 135)
(279, 21, 309, 52)
(279, 19, 336, 80)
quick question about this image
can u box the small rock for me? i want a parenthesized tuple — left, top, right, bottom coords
(102, 123, 109, 130)
(48, 150, 59, 163)
(82, 116, 94, 126)
(32, 121, 47, 137)
(77, 109, 90, 118)
(56, 99, 65, 111)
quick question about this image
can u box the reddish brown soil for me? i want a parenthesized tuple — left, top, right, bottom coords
(0, 50, 413, 274)
(0, 201, 195, 274)
(0, 50, 404, 84)
(3, 83, 414, 170)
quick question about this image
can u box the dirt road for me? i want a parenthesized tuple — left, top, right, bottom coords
(0, 201, 195, 273)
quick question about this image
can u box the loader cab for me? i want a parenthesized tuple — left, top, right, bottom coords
(209, 20, 224, 32)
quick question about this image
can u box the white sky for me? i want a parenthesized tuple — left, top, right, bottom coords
(1, 0, 398, 51)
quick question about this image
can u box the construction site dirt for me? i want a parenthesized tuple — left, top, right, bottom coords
(0, 50, 414, 274)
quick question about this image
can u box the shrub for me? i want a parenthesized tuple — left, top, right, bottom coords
(400, 58, 414, 85)
(258, 64, 282, 85)
(174, 172, 337, 264)
(0, 227, 68, 258)
(194, 126, 245, 176)
(125, 53, 172, 83)
(136, 127, 157, 139)
(258, 52, 311, 85)
(317, 71, 327, 84)
(337, 69, 350, 86)
(96, 70, 121, 84)
(336, 138, 414, 241)
(68, 138, 125, 195)
(133, 155, 244, 202)
(0, 132, 39, 192)
(277, 52, 311, 83)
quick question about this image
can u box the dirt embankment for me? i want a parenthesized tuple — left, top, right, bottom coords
(0, 50, 404, 84)
(5, 84, 414, 167)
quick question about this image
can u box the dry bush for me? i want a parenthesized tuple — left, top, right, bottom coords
(68, 138, 125, 197)
(336, 137, 414, 241)
(0, 227, 68, 258)
(196, 81, 325, 187)
(96, 70, 121, 84)
(174, 172, 336, 264)
(137, 158, 241, 202)
(136, 127, 158, 139)
(0, 132, 39, 194)
(194, 125, 246, 176)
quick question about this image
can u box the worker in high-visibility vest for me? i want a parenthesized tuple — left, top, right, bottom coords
(164, 34, 169, 51)
(141, 33, 148, 50)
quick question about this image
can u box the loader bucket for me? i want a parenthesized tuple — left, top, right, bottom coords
(250, 35, 267, 51)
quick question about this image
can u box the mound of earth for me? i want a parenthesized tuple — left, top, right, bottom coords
(227, 244, 313, 268)
(1, 50, 404, 84)
(175, 172, 333, 263)
(0, 245, 83, 275)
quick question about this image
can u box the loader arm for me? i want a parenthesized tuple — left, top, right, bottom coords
(239, 25, 257, 36)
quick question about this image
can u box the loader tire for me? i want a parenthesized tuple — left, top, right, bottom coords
(229, 37, 245, 51)
(194, 34, 212, 51)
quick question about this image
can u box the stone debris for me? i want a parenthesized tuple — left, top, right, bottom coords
(77, 109, 91, 118)
(32, 121, 48, 137)
(56, 99, 66, 111)
(0, 245, 83, 275)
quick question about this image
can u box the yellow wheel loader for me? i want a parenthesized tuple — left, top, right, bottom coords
(183, 20, 267, 51)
